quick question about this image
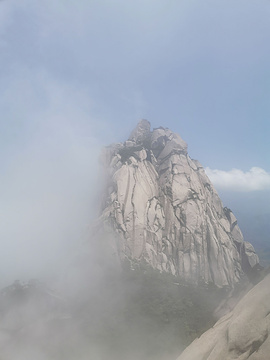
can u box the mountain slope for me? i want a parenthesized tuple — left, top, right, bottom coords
(98, 120, 259, 287)
(177, 273, 270, 360)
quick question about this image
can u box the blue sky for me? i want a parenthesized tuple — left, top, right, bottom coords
(0, 0, 269, 282)
(1, 0, 270, 169)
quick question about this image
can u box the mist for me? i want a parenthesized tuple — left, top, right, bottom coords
(0, 115, 123, 359)
(0, 117, 222, 360)
(0, 115, 265, 360)
(0, 115, 102, 286)
(1, 0, 269, 359)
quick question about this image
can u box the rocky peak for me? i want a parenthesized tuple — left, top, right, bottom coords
(150, 127, 188, 159)
(128, 119, 151, 144)
(98, 120, 259, 287)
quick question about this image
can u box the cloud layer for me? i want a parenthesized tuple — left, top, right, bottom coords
(0, 69, 108, 286)
(205, 167, 270, 192)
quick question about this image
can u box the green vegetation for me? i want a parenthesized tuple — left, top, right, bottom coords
(78, 261, 227, 360)
(0, 263, 228, 360)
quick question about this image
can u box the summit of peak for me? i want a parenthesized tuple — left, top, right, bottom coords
(128, 119, 151, 143)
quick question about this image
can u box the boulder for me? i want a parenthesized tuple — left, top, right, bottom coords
(177, 274, 270, 360)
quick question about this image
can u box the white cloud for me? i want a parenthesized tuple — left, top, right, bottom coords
(205, 167, 270, 191)
(0, 67, 108, 286)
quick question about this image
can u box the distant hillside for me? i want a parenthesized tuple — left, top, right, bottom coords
(219, 191, 270, 266)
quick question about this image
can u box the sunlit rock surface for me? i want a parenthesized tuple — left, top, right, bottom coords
(177, 273, 270, 360)
(99, 120, 259, 287)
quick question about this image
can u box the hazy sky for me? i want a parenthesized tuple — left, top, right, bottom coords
(0, 0, 269, 283)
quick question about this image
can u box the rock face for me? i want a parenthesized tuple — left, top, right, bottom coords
(99, 120, 259, 287)
(177, 273, 270, 360)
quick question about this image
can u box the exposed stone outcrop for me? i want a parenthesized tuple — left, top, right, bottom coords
(98, 120, 259, 287)
(177, 273, 270, 360)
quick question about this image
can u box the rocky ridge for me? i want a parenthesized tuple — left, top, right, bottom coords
(99, 120, 259, 287)
(177, 273, 270, 360)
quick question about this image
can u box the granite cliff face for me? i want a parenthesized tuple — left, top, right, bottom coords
(99, 120, 259, 287)
(177, 273, 270, 360)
